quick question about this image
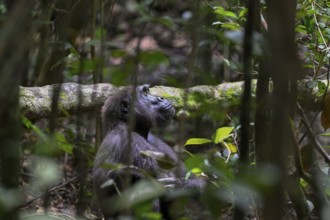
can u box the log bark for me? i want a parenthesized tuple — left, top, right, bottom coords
(19, 81, 324, 119)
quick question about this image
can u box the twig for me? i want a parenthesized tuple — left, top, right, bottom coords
(290, 125, 313, 182)
(298, 58, 330, 145)
(22, 169, 91, 207)
(297, 103, 330, 165)
(290, 123, 328, 211)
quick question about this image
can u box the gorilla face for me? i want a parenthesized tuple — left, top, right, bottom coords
(135, 85, 175, 127)
(103, 84, 175, 133)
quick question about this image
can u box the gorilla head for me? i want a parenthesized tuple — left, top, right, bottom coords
(102, 84, 175, 134)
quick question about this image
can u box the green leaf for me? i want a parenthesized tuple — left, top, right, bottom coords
(295, 25, 307, 34)
(21, 115, 32, 129)
(213, 127, 234, 143)
(319, 132, 330, 137)
(21, 116, 47, 140)
(140, 150, 176, 169)
(214, 7, 237, 19)
(152, 16, 174, 28)
(55, 132, 73, 154)
(325, 28, 330, 35)
(191, 167, 203, 175)
(318, 81, 327, 96)
(95, 27, 107, 40)
(222, 142, 238, 153)
(221, 22, 241, 30)
(111, 49, 128, 58)
(306, 9, 316, 16)
(184, 138, 213, 146)
(140, 212, 162, 220)
(238, 8, 248, 18)
(184, 154, 205, 170)
(139, 51, 169, 66)
(68, 59, 97, 75)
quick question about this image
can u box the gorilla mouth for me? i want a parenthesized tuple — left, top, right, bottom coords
(161, 104, 173, 111)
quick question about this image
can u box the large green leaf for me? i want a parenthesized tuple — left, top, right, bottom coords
(213, 127, 234, 143)
(214, 7, 237, 19)
(139, 51, 169, 66)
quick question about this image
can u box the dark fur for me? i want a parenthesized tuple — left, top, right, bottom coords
(93, 85, 204, 219)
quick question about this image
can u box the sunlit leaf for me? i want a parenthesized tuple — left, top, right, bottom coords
(191, 167, 203, 176)
(319, 133, 330, 137)
(223, 142, 238, 153)
(238, 8, 248, 18)
(221, 22, 241, 30)
(213, 127, 234, 143)
(214, 7, 237, 19)
(184, 138, 213, 146)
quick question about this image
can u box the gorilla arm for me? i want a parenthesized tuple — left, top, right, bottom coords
(93, 126, 164, 190)
(147, 133, 206, 191)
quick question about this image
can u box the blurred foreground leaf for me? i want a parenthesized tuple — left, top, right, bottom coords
(141, 150, 176, 169)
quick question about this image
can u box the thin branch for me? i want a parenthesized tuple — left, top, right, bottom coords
(297, 103, 330, 165)
(299, 58, 330, 145)
(290, 126, 313, 182)
(22, 169, 91, 207)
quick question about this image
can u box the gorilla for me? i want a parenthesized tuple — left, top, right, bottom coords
(92, 85, 204, 219)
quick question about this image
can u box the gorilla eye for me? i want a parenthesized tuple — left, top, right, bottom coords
(142, 86, 149, 96)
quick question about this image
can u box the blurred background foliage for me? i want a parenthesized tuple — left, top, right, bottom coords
(1, 0, 330, 219)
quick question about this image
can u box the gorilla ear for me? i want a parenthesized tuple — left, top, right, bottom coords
(120, 96, 129, 114)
